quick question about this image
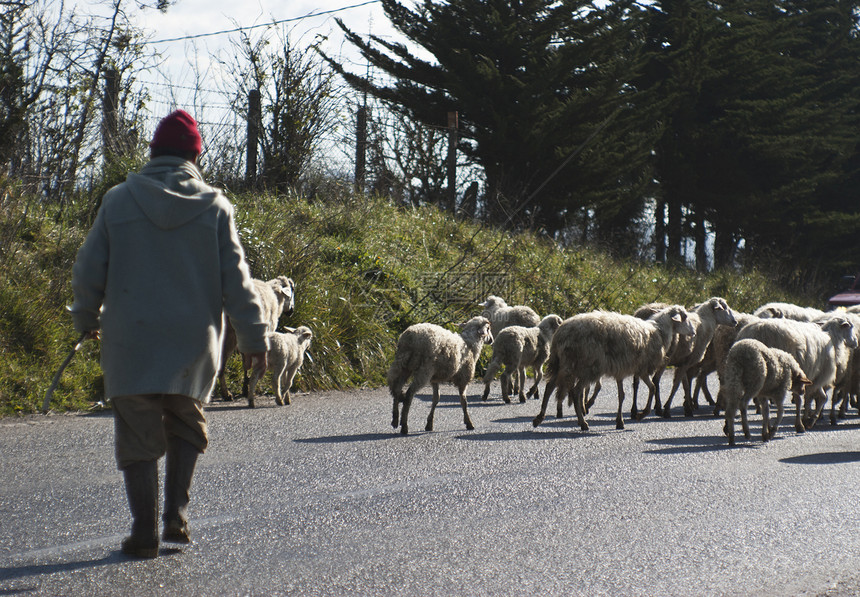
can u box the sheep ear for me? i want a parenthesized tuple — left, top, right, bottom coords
(284, 326, 296, 333)
(672, 313, 683, 323)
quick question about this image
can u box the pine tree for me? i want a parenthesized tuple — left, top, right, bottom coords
(325, 0, 652, 238)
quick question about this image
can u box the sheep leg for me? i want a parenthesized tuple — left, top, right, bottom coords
(282, 365, 298, 406)
(793, 393, 806, 434)
(805, 388, 828, 429)
(571, 381, 589, 431)
(652, 369, 665, 417)
(526, 366, 542, 402)
(457, 384, 475, 431)
(713, 387, 725, 417)
(662, 369, 684, 419)
(517, 366, 527, 403)
(247, 366, 262, 409)
(480, 381, 492, 402)
(389, 369, 410, 430)
(500, 371, 512, 404)
(740, 399, 751, 441)
(836, 389, 849, 420)
(768, 398, 784, 441)
(633, 372, 663, 421)
(399, 382, 422, 436)
(630, 376, 640, 419)
(681, 371, 695, 417)
(696, 373, 715, 406)
(830, 389, 846, 426)
(533, 377, 557, 427)
(614, 379, 625, 430)
(557, 386, 567, 419)
(481, 359, 502, 401)
(759, 396, 771, 442)
(585, 381, 601, 414)
(391, 386, 402, 430)
(723, 395, 737, 446)
(425, 383, 441, 432)
(273, 366, 284, 406)
(218, 371, 233, 401)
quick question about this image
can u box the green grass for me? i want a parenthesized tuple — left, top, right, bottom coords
(0, 180, 814, 417)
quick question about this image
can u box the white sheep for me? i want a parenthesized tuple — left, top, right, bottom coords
(246, 326, 313, 408)
(813, 311, 860, 425)
(736, 315, 857, 430)
(217, 276, 295, 401)
(388, 316, 493, 435)
(479, 295, 541, 338)
(532, 306, 695, 431)
(659, 297, 737, 418)
(480, 314, 563, 404)
(722, 338, 811, 445)
(753, 301, 827, 322)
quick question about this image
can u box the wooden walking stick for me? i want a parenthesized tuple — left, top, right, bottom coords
(42, 332, 88, 414)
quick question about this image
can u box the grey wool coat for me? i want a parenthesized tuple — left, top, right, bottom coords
(70, 156, 270, 401)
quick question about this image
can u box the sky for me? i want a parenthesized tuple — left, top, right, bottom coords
(96, 0, 411, 170)
(133, 0, 402, 100)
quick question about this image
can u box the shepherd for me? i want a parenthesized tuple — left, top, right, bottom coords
(69, 110, 270, 558)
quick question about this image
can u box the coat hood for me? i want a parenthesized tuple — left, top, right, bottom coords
(125, 156, 220, 229)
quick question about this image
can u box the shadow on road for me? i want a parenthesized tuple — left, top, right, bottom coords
(0, 547, 182, 589)
(644, 434, 731, 455)
(294, 433, 399, 444)
(779, 451, 860, 465)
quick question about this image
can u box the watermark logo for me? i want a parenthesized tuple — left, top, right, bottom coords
(354, 272, 515, 325)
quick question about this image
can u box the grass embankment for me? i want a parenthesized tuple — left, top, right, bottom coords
(0, 183, 811, 417)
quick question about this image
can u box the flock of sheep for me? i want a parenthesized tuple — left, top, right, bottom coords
(217, 276, 860, 447)
(388, 294, 860, 446)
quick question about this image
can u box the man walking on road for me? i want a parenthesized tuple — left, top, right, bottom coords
(70, 109, 269, 558)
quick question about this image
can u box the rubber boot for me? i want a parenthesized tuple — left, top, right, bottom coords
(121, 460, 159, 558)
(162, 436, 200, 544)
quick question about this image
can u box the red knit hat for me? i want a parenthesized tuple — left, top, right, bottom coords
(150, 109, 202, 154)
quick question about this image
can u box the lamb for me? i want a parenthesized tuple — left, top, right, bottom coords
(479, 295, 540, 339)
(736, 315, 857, 430)
(722, 338, 811, 446)
(480, 314, 563, 403)
(659, 297, 737, 418)
(217, 276, 296, 401)
(388, 316, 493, 435)
(246, 326, 312, 408)
(532, 305, 695, 431)
(753, 301, 827, 322)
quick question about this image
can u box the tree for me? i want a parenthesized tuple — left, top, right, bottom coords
(3, 0, 160, 201)
(220, 25, 341, 193)
(638, 0, 860, 275)
(323, 0, 653, 241)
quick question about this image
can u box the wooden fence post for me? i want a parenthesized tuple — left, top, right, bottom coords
(355, 105, 368, 191)
(447, 111, 458, 212)
(102, 68, 119, 162)
(246, 89, 261, 187)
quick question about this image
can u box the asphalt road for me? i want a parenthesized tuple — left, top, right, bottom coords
(2, 378, 860, 597)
